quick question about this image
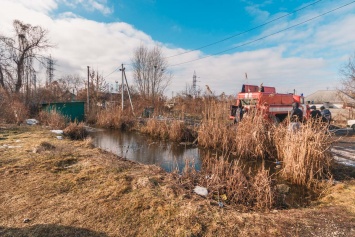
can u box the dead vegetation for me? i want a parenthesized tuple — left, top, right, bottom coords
(63, 122, 88, 140)
(0, 125, 354, 237)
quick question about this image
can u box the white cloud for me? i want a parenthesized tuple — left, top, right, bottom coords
(13, 0, 58, 13)
(60, 0, 113, 15)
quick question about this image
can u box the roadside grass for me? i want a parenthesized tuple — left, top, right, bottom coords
(0, 125, 354, 237)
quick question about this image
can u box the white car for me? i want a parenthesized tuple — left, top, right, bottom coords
(347, 120, 355, 131)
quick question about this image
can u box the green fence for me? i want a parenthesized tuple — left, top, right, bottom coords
(41, 102, 85, 122)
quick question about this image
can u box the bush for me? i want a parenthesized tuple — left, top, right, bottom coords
(63, 122, 88, 140)
(38, 110, 67, 129)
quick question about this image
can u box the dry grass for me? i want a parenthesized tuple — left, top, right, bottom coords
(0, 125, 354, 236)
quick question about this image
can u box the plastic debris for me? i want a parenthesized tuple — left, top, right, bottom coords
(23, 218, 30, 223)
(56, 136, 63, 140)
(26, 119, 39, 125)
(276, 184, 290, 194)
(51, 130, 63, 134)
(193, 186, 208, 197)
(218, 201, 224, 208)
(220, 194, 227, 201)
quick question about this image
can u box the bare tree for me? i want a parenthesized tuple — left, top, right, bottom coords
(131, 45, 172, 104)
(0, 20, 52, 93)
(339, 53, 355, 99)
(57, 74, 82, 94)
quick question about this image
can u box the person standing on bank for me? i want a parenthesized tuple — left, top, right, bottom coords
(289, 102, 303, 131)
(234, 103, 244, 124)
(310, 105, 322, 120)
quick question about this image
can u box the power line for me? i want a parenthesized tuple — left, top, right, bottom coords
(103, 66, 120, 79)
(109, 0, 327, 70)
(165, 0, 326, 59)
(169, 0, 355, 67)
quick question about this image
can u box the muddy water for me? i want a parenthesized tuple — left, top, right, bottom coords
(90, 129, 204, 172)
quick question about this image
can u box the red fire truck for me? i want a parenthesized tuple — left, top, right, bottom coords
(230, 84, 309, 123)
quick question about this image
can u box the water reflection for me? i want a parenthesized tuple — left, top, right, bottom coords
(90, 129, 202, 172)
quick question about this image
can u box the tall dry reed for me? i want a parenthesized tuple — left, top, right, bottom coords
(233, 111, 275, 159)
(178, 154, 276, 211)
(96, 106, 135, 130)
(274, 121, 333, 186)
(198, 99, 236, 151)
(140, 119, 195, 142)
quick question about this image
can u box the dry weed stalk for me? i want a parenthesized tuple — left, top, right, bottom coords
(250, 165, 275, 211)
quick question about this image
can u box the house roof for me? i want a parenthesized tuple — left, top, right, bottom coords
(305, 90, 355, 104)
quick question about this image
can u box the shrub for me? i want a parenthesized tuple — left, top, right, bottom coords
(38, 110, 67, 129)
(63, 122, 88, 140)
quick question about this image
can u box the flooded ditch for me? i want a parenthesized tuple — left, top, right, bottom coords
(89, 128, 323, 208)
(90, 128, 203, 172)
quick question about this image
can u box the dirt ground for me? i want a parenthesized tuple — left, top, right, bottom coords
(0, 125, 354, 237)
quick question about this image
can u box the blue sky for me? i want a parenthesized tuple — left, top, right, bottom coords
(1, 0, 355, 96)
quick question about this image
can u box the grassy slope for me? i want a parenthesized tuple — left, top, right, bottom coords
(0, 125, 354, 237)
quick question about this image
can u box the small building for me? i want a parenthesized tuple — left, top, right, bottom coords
(41, 101, 85, 122)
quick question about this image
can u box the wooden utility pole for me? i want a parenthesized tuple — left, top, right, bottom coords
(121, 64, 124, 111)
(87, 66, 90, 112)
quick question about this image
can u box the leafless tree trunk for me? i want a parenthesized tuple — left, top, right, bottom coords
(131, 45, 172, 104)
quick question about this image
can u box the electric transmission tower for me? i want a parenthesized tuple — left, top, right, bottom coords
(46, 55, 54, 85)
(192, 71, 197, 96)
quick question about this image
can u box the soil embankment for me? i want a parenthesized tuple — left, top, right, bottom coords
(0, 125, 354, 237)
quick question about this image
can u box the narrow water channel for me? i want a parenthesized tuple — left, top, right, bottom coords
(90, 129, 203, 172)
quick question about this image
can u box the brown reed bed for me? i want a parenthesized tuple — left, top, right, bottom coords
(176, 154, 276, 211)
(233, 111, 276, 159)
(274, 120, 333, 186)
(197, 99, 236, 151)
(139, 118, 196, 142)
(95, 106, 136, 130)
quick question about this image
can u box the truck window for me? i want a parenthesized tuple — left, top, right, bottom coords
(240, 99, 257, 105)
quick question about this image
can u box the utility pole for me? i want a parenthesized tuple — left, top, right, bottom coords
(87, 66, 90, 112)
(120, 64, 125, 111)
(193, 71, 197, 96)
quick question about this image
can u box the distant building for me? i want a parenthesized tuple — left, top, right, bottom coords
(305, 90, 355, 109)
(305, 90, 355, 120)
